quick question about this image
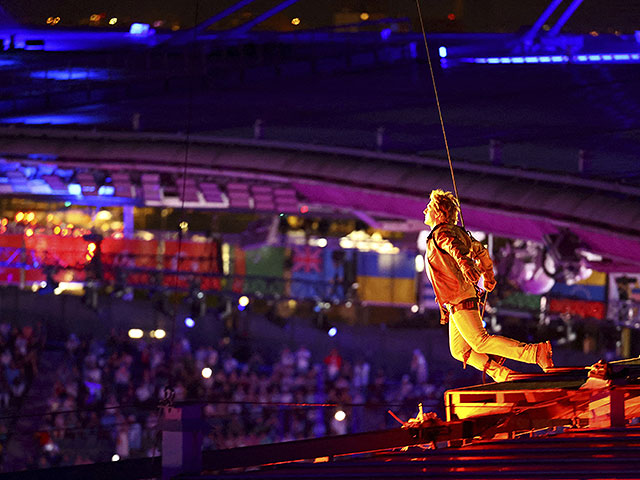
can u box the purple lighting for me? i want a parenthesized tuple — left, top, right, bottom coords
(465, 52, 638, 65)
(30, 69, 115, 81)
(0, 113, 107, 126)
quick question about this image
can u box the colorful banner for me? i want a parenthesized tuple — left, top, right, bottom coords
(549, 270, 607, 302)
(356, 251, 416, 305)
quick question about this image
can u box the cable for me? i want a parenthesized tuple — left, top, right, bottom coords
(0, 402, 157, 422)
(414, 0, 465, 228)
(167, 0, 201, 389)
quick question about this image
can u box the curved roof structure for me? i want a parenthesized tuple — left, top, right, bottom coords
(1, 126, 639, 271)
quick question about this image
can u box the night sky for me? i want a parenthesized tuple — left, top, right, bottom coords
(3, 0, 640, 34)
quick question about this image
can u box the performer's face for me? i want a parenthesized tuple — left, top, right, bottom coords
(423, 201, 438, 229)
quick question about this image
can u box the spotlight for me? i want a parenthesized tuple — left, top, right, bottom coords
(153, 329, 166, 339)
(328, 327, 337, 337)
(112, 454, 120, 462)
(201, 367, 212, 379)
(238, 296, 249, 307)
(334, 410, 346, 421)
(184, 317, 195, 328)
(128, 329, 143, 339)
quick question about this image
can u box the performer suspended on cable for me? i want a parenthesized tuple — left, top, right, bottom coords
(423, 189, 553, 382)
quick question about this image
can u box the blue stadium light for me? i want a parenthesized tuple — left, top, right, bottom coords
(577, 55, 588, 62)
(380, 28, 391, 41)
(129, 23, 153, 36)
(487, 58, 500, 64)
(98, 186, 115, 196)
(409, 42, 417, 59)
(511, 57, 525, 63)
(588, 55, 602, 61)
(328, 327, 337, 337)
(614, 54, 630, 60)
(237, 304, 246, 311)
(525, 56, 539, 63)
(0, 113, 106, 125)
(474, 58, 487, 64)
(632, 54, 640, 60)
(30, 69, 113, 81)
(551, 56, 565, 62)
(499, 57, 511, 63)
(68, 183, 82, 195)
(184, 317, 195, 328)
(539, 56, 551, 63)
(438, 46, 447, 58)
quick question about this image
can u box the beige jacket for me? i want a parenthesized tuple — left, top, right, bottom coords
(425, 223, 495, 322)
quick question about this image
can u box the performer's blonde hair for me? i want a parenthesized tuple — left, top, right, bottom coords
(429, 189, 460, 224)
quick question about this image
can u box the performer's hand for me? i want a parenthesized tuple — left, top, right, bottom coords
(460, 259, 481, 284)
(483, 275, 496, 292)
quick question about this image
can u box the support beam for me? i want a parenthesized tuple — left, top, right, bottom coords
(230, 0, 302, 35)
(548, 0, 585, 36)
(521, 0, 564, 48)
(166, 0, 260, 45)
(201, 422, 473, 471)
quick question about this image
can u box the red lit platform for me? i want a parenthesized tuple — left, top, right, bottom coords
(445, 357, 640, 433)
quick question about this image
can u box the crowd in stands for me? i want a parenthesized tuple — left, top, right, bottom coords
(18, 327, 451, 469)
(0, 323, 44, 468)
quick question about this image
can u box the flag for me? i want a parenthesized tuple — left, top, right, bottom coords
(244, 246, 285, 296)
(289, 247, 356, 300)
(102, 238, 158, 287)
(290, 246, 323, 298)
(356, 251, 416, 305)
(0, 234, 23, 285)
(550, 270, 607, 302)
(548, 298, 606, 320)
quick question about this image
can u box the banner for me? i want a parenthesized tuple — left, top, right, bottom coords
(0, 235, 23, 285)
(497, 291, 542, 312)
(243, 246, 285, 296)
(548, 297, 606, 320)
(102, 238, 158, 287)
(290, 245, 323, 298)
(356, 251, 416, 305)
(162, 240, 220, 291)
(289, 247, 355, 300)
(549, 270, 607, 302)
(25, 234, 87, 283)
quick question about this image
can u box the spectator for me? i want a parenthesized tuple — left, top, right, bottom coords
(323, 348, 342, 381)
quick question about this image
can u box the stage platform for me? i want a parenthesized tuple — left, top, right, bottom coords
(445, 357, 640, 432)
